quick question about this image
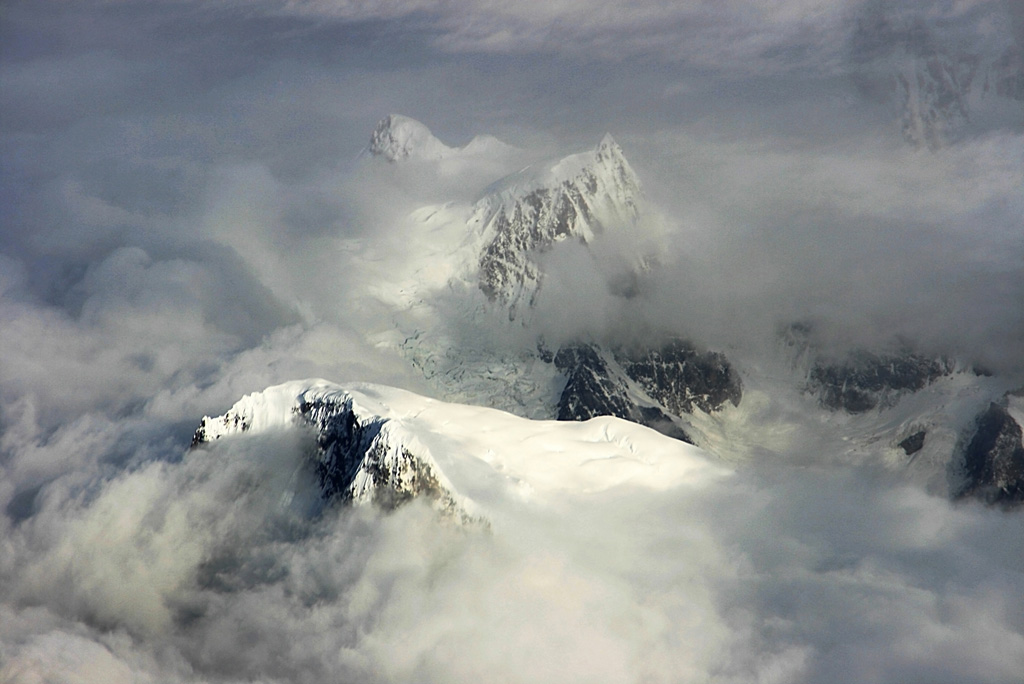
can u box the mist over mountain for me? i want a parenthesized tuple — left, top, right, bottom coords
(2, 1, 1023, 683)
(850, 1, 1024, 148)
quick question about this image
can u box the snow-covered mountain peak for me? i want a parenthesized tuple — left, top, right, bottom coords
(596, 132, 620, 155)
(368, 114, 454, 161)
(192, 380, 472, 519)
(850, 6, 1024, 149)
(192, 380, 726, 522)
(368, 114, 519, 162)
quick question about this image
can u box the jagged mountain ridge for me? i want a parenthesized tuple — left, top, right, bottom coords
(806, 350, 956, 413)
(473, 134, 643, 318)
(369, 113, 517, 161)
(370, 114, 453, 161)
(366, 117, 647, 318)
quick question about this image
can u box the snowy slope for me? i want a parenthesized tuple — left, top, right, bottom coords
(474, 134, 643, 318)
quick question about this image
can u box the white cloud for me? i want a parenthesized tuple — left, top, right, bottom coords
(0, 630, 141, 684)
(2, 0, 1023, 681)
(4, 427, 1023, 683)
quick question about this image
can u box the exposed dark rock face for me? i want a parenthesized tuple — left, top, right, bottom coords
(807, 352, 952, 413)
(475, 136, 641, 319)
(193, 391, 461, 515)
(957, 403, 1024, 505)
(299, 396, 381, 502)
(615, 340, 742, 414)
(552, 339, 741, 444)
(553, 344, 632, 422)
(898, 430, 927, 455)
(302, 396, 458, 512)
(478, 184, 592, 311)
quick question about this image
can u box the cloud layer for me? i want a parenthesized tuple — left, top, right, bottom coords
(2, 0, 1023, 682)
(3, 428, 1023, 683)
(263, 0, 1019, 72)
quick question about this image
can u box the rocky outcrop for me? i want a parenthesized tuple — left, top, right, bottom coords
(615, 339, 742, 415)
(956, 402, 1024, 505)
(807, 351, 953, 413)
(898, 430, 927, 456)
(553, 344, 632, 423)
(475, 135, 642, 319)
(192, 382, 465, 517)
(298, 394, 458, 513)
(551, 338, 741, 443)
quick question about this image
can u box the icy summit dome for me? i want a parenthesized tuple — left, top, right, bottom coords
(368, 114, 518, 161)
(368, 114, 453, 161)
(192, 379, 723, 522)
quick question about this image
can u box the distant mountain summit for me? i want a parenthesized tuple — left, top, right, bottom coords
(369, 114, 452, 161)
(368, 114, 516, 161)
(361, 121, 741, 445)
(851, 8, 1024, 149)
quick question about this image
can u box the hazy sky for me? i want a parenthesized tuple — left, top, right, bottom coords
(1, 1, 1023, 682)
